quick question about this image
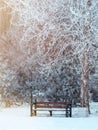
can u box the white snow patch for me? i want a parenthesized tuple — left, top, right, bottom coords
(0, 102, 98, 130)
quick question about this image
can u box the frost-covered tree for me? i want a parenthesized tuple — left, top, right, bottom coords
(70, 0, 98, 112)
(0, 0, 98, 108)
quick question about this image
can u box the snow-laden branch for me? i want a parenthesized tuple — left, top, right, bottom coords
(0, 0, 97, 91)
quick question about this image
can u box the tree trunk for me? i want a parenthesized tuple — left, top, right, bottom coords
(81, 46, 90, 114)
(80, 0, 91, 114)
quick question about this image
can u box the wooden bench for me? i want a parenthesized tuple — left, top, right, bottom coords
(30, 100, 72, 117)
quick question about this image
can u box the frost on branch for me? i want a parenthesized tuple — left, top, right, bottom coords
(0, 0, 98, 105)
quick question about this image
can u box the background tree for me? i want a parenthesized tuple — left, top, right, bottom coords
(0, 0, 98, 108)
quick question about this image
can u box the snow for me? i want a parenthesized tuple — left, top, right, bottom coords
(0, 102, 98, 130)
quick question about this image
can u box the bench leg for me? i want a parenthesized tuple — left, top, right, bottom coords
(66, 108, 72, 117)
(66, 111, 69, 117)
(49, 110, 52, 116)
(34, 110, 37, 116)
(32, 110, 37, 116)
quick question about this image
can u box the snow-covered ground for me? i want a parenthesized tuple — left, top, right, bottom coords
(0, 102, 98, 130)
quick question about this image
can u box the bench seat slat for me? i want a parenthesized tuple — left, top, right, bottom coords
(36, 105, 66, 108)
(32, 109, 66, 111)
(35, 102, 67, 105)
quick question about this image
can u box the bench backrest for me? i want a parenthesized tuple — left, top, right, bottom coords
(34, 102, 68, 109)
